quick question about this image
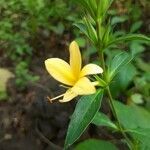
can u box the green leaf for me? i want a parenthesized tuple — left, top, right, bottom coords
(114, 101, 150, 148)
(113, 101, 150, 150)
(128, 128, 150, 149)
(74, 0, 87, 8)
(116, 63, 137, 90)
(74, 22, 94, 44)
(84, 17, 98, 45)
(75, 37, 86, 48)
(87, 0, 97, 16)
(74, 22, 89, 38)
(130, 21, 143, 33)
(111, 15, 128, 25)
(130, 41, 145, 56)
(51, 22, 64, 35)
(107, 34, 150, 48)
(75, 0, 95, 19)
(102, 24, 112, 47)
(97, 0, 113, 19)
(136, 58, 150, 72)
(129, 128, 150, 144)
(130, 93, 143, 104)
(94, 75, 107, 87)
(64, 90, 104, 149)
(107, 52, 131, 81)
(74, 18, 98, 45)
(92, 112, 118, 129)
(114, 101, 150, 129)
(83, 46, 97, 59)
(110, 63, 137, 97)
(75, 139, 118, 150)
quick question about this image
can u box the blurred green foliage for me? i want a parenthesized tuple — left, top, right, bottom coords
(0, 0, 79, 90)
(0, 0, 76, 58)
(15, 62, 39, 90)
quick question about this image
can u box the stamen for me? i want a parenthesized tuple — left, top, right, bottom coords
(59, 84, 70, 89)
(47, 93, 64, 103)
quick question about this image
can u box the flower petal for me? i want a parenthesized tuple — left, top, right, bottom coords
(59, 89, 78, 102)
(69, 41, 82, 77)
(45, 58, 75, 86)
(72, 77, 96, 95)
(80, 64, 103, 77)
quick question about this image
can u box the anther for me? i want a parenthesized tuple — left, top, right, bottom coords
(47, 94, 65, 103)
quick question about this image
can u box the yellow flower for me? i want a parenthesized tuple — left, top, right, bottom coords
(45, 41, 103, 102)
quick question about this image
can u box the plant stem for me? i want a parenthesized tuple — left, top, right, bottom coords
(99, 51, 134, 149)
(96, 18, 134, 149)
(96, 19, 106, 78)
(99, 51, 106, 77)
(100, 52, 134, 149)
(106, 86, 133, 149)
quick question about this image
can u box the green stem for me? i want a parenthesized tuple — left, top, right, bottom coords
(96, 20, 101, 47)
(96, 10, 136, 150)
(106, 87, 133, 149)
(96, 19, 106, 78)
(96, 21, 133, 148)
(99, 51, 106, 76)
(99, 49, 134, 149)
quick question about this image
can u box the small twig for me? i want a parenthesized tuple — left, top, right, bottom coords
(35, 120, 62, 150)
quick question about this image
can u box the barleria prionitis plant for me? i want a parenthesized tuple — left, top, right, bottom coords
(44, 0, 150, 149)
